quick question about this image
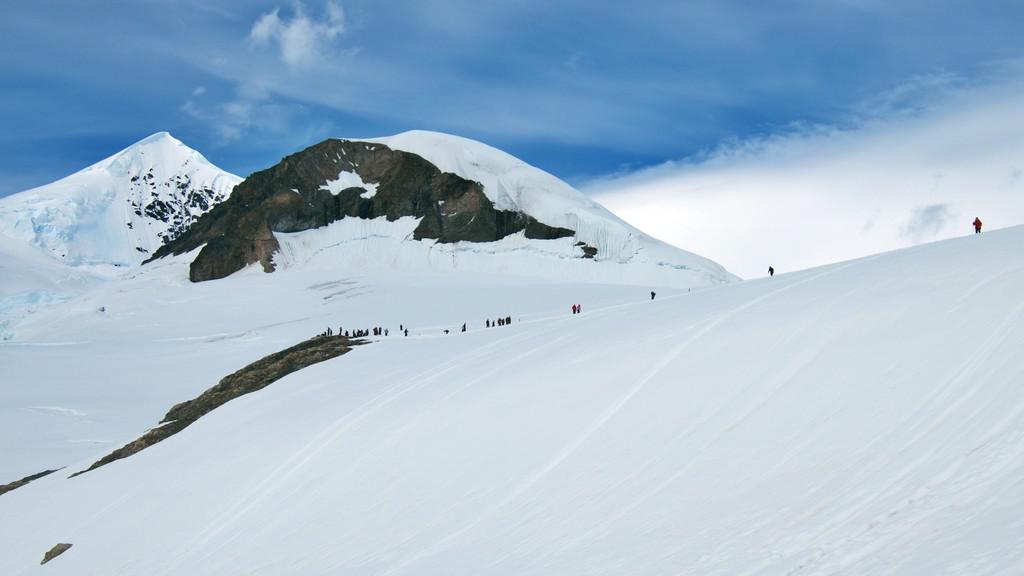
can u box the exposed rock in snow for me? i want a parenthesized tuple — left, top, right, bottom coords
(153, 132, 733, 287)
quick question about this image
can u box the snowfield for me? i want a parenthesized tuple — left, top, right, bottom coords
(2, 225, 1023, 574)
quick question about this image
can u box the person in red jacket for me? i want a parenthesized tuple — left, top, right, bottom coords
(973, 217, 983, 234)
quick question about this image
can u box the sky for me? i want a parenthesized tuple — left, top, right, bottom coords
(2, 1, 1022, 275)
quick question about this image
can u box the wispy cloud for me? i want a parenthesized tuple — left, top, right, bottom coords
(902, 203, 954, 242)
(181, 82, 272, 144)
(249, 1, 346, 67)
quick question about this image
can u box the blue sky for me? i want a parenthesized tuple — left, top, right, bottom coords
(2, 0, 1022, 197)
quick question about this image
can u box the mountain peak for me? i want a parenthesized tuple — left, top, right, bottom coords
(0, 134, 241, 267)
(88, 131, 211, 176)
(134, 131, 177, 145)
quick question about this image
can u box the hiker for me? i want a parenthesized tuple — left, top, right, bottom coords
(404, 329, 409, 337)
(769, 266, 775, 277)
(461, 323, 466, 332)
(577, 304, 582, 314)
(385, 329, 389, 336)
(486, 319, 490, 328)
(400, 324, 404, 332)
(505, 316, 511, 325)
(444, 329, 450, 335)
(571, 304, 577, 315)
(973, 217, 983, 234)
(651, 291, 656, 300)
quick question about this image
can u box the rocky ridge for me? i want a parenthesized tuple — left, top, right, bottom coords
(152, 138, 578, 281)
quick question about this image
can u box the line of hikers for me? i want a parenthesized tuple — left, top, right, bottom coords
(319, 295, 665, 340)
(319, 326, 390, 338)
(486, 316, 513, 328)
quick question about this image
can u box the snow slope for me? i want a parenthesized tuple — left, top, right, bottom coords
(0, 132, 241, 267)
(271, 216, 730, 288)
(0, 232, 110, 341)
(2, 226, 1023, 574)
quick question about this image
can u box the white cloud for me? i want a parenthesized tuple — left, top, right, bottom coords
(192, 86, 207, 96)
(585, 73, 1024, 279)
(249, 2, 346, 67)
(181, 81, 271, 144)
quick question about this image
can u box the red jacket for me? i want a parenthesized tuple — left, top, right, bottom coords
(973, 218, 983, 229)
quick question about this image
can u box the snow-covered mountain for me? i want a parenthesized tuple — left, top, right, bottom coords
(1, 223, 1023, 574)
(7, 130, 1021, 574)
(154, 131, 734, 287)
(0, 132, 241, 267)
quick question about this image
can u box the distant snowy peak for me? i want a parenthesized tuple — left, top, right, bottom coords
(0, 132, 241, 267)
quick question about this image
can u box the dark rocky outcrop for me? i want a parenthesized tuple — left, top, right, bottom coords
(128, 167, 229, 246)
(576, 241, 598, 259)
(41, 543, 72, 565)
(71, 335, 357, 477)
(149, 139, 575, 281)
(0, 468, 59, 497)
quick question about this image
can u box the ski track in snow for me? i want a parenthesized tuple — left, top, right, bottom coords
(382, 259, 867, 575)
(197, 326, 581, 571)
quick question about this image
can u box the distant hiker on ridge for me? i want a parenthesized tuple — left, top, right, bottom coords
(973, 217, 983, 234)
(769, 266, 775, 277)
(650, 291, 656, 300)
